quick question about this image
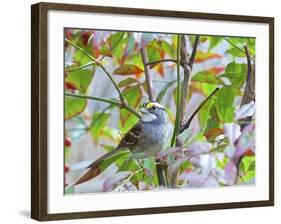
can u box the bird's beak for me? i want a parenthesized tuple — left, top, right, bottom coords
(140, 108, 149, 114)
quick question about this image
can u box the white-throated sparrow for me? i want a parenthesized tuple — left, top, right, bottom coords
(82, 101, 173, 175)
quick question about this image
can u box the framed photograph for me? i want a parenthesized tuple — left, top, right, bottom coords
(31, 2, 274, 221)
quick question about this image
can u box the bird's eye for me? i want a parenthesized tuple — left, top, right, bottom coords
(152, 106, 156, 110)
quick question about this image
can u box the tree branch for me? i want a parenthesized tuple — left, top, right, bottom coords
(235, 44, 255, 184)
(65, 93, 141, 119)
(240, 44, 255, 106)
(66, 61, 96, 72)
(65, 38, 126, 103)
(170, 35, 182, 147)
(140, 48, 156, 101)
(178, 35, 200, 124)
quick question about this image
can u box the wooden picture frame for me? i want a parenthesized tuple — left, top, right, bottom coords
(31, 2, 274, 221)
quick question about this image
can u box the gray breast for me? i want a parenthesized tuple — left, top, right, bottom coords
(134, 121, 173, 156)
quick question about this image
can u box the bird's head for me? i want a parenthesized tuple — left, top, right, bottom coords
(140, 101, 167, 123)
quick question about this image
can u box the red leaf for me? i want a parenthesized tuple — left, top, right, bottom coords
(114, 64, 144, 76)
(204, 128, 224, 140)
(243, 149, 255, 157)
(207, 67, 225, 75)
(81, 31, 91, 46)
(194, 51, 222, 63)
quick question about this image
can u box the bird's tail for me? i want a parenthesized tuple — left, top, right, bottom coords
(74, 148, 120, 185)
(87, 148, 120, 169)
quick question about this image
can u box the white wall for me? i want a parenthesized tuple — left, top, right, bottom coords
(0, 0, 280, 223)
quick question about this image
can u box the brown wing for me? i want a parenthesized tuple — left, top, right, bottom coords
(117, 121, 141, 150)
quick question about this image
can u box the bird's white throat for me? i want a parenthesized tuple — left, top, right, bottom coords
(141, 113, 157, 122)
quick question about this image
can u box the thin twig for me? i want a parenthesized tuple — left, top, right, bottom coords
(66, 61, 96, 72)
(65, 38, 126, 103)
(65, 38, 100, 63)
(146, 59, 177, 67)
(65, 93, 141, 119)
(180, 88, 220, 133)
(140, 48, 156, 101)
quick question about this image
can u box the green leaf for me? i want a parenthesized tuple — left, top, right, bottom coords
(65, 69, 94, 93)
(65, 97, 87, 120)
(241, 170, 255, 183)
(143, 157, 158, 185)
(118, 159, 144, 187)
(100, 32, 125, 57)
(226, 48, 246, 57)
(162, 40, 175, 58)
(217, 157, 229, 170)
(73, 49, 92, 66)
(208, 36, 223, 50)
(111, 33, 129, 64)
(90, 112, 110, 142)
(65, 186, 74, 195)
(156, 80, 176, 102)
(246, 38, 256, 56)
(118, 77, 139, 88)
(179, 160, 193, 173)
(146, 40, 162, 62)
(102, 127, 122, 143)
(225, 37, 255, 57)
(100, 151, 130, 171)
(124, 53, 143, 69)
(205, 105, 220, 131)
(198, 98, 215, 131)
(109, 32, 125, 52)
(221, 62, 247, 88)
(192, 71, 224, 84)
(240, 156, 255, 173)
(215, 86, 235, 123)
(119, 86, 142, 131)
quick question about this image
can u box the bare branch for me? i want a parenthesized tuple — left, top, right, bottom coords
(235, 44, 255, 184)
(140, 48, 156, 101)
(177, 35, 200, 133)
(170, 35, 182, 146)
(241, 44, 255, 106)
(178, 35, 200, 124)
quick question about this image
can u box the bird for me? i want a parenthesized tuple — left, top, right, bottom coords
(75, 101, 173, 185)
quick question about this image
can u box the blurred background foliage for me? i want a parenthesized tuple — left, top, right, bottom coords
(64, 29, 255, 194)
